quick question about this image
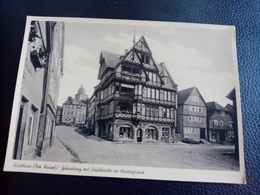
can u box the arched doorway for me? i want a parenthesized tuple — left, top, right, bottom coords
(145, 126, 158, 140)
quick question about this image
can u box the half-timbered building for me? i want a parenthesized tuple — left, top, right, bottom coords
(176, 87, 207, 143)
(207, 101, 234, 142)
(93, 36, 177, 143)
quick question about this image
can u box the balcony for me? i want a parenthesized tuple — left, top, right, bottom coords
(115, 92, 134, 101)
(115, 72, 143, 84)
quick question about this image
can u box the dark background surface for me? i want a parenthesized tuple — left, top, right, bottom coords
(1, 0, 259, 194)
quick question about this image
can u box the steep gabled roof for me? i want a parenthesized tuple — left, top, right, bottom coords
(178, 86, 207, 105)
(157, 62, 177, 89)
(225, 103, 233, 113)
(177, 87, 195, 105)
(226, 88, 236, 101)
(100, 50, 122, 68)
(206, 101, 229, 117)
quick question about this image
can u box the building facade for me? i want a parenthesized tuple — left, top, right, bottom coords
(87, 94, 96, 133)
(93, 36, 178, 143)
(36, 21, 65, 157)
(13, 21, 46, 160)
(226, 88, 238, 157)
(207, 101, 234, 142)
(176, 87, 207, 142)
(62, 98, 87, 125)
(13, 21, 65, 159)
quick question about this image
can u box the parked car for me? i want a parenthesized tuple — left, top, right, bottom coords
(79, 125, 90, 134)
(183, 138, 200, 144)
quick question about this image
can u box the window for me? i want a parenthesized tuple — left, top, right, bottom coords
(146, 106, 150, 116)
(155, 107, 158, 117)
(192, 95, 199, 102)
(152, 73, 157, 82)
(163, 108, 167, 118)
(220, 120, 224, 126)
(137, 103, 141, 114)
(171, 92, 175, 102)
(148, 72, 152, 81)
(145, 127, 158, 140)
(151, 88, 155, 99)
(156, 89, 159, 99)
(138, 85, 142, 95)
(166, 109, 170, 118)
(141, 104, 146, 115)
(147, 88, 151, 98)
(213, 120, 218, 125)
(143, 87, 147, 97)
(141, 55, 150, 64)
(168, 92, 171, 102)
(121, 84, 134, 95)
(119, 126, 133, 139)
(151, 107, 154, 116)
(164, 91, 167, 101)
(159, 106, 163, 117)
(220, 111, 225, 117)
(160, 90, 164, 100)
(133, 103, 136, 114)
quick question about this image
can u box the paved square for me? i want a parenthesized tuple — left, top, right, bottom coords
(55, 126, 239, 171)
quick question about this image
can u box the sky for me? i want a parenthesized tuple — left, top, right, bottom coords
(58, 19, 237, 107)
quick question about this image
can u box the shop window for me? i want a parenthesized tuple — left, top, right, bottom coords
(145, 127, 158, 140)
(119, 126, 133, 139)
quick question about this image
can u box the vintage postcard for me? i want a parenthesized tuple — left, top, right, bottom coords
(4, 16, 245, 184)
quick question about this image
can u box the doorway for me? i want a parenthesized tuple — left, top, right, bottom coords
(200, 128, 206, 139)
(13, 99, 28, 159)
(137, 128, 143, 142)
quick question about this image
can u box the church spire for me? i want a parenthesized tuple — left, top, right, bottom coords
(133, 27, 136, 45)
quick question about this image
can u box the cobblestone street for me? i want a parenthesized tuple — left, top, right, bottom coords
(52, 126, 239, 171)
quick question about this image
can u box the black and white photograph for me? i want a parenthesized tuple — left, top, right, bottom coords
(4, 16, 245, 184)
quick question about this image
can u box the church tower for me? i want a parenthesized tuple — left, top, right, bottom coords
(75, 85, 88, 102)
